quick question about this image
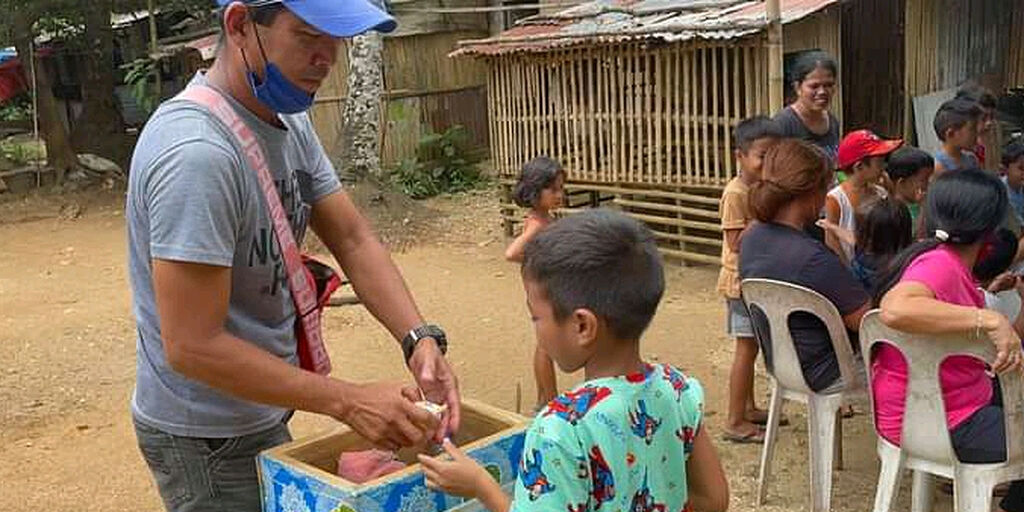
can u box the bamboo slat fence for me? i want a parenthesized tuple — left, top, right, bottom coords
(488, 40, 769, 187)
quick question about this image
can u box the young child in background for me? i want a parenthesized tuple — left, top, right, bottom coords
(505, 156, 566, 411)
(1002, 141, 1024, 227)
(956, 82, 998, 167)
(421, 210, 729, 512)
(851, 197, 914, 293)
(972, 229, 1024, 331)
(933, 98, 984, 174)
(887, 147, 935, 226)
(825, 129, 902, 263)
(505, 157, 565, 262)
(717, 116, 782, 443)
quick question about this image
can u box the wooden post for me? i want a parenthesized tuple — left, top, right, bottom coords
(744, 46, 753, 117)
(626, 46, 634, 184)
(700, 46, 709, 183)
(766, 0, 784, 113)
(587, 50, 598, 181)
(148, 0, 161, 101)
(596, 49, 607, 179)
(489, 0, 505, 36)
(711, 46, 720, 184)
(487, 66, 498, 178)
(683, 46, 693, 183)
(560, 53, 571, 174)
(612, 53, 622, 183)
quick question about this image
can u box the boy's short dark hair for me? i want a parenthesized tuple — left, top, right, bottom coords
(934, 98, 983, 141)
(973, 229, 1019, 283)
(734, 116, 783, 152)
(888, 146, 934, 181)
(522, 209, 665, 341)
(1004, 141, 1024, 167)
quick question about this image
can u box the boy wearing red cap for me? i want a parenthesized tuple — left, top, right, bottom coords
(823, 130, 902, 263)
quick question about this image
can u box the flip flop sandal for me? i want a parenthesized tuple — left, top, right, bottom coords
(721, 429, 766, 444)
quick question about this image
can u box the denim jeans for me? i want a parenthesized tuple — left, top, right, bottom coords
(949, 382, 1024, 512)
(134, 418, 291, 512)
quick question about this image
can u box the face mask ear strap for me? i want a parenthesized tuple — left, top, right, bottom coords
(251, 16, 271, 65)
(240, 46, 254, 74)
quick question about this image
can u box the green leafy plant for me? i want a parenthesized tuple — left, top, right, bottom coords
(0, 93, 32, 122)
(390, 125, 487, 199)
(0, 139, 44, 165)
(121, 57, 160, 115)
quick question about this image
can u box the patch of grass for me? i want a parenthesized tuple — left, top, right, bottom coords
(0, 137, 46, 166)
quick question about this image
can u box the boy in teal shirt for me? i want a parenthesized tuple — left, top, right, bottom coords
(420, 210, 728, 512)
(887, 147, 935, 226)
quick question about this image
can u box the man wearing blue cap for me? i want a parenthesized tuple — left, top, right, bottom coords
(125, 1, 460, 510)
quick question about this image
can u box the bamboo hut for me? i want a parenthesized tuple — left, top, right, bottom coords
(453, 0, 842, 265)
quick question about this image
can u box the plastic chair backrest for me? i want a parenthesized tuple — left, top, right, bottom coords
(859, 310, 1024, 466)
(741, 278, 863, 395)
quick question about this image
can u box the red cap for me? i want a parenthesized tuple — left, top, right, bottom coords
(837, 130, 903, 169)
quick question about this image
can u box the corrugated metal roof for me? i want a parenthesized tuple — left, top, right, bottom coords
(453, 0, 837, 57)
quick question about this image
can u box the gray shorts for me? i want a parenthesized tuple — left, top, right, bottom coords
(726, 298, 754, 338)
(134, 417, 291, 512)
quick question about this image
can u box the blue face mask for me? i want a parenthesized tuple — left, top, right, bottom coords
(242, 22, 315, 114)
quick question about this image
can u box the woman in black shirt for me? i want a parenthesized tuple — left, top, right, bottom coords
(774, 51, 841, 169)
(741, 139, 870, 392)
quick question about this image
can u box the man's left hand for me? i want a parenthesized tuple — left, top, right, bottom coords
(408, 338, 461, 441)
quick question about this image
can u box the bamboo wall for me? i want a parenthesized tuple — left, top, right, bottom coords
(1009, 1, 1024, 87)
(903, 0, 1014, 139)
(488, 40, 770, 187)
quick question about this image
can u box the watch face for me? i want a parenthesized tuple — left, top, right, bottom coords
(416, 325, 444, 342)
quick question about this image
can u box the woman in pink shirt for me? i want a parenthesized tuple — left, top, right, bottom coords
(875, 170, 1024, 512)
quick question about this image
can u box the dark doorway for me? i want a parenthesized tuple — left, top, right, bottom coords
(841, 0, 906, 138)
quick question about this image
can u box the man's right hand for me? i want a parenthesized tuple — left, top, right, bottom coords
(331, 381, 439, 451)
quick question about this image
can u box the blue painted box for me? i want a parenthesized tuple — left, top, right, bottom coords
(259, 399, 529, 512)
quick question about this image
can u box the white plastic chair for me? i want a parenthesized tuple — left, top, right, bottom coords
(741, 278, 867, 512)
(859, 310, 1024, 512)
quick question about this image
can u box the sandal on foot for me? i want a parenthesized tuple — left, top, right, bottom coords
(721, 429, 766, 444)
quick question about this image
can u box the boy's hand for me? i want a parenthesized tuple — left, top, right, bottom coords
(988, 272, 1019, 293)
(418, 439, 492, 498)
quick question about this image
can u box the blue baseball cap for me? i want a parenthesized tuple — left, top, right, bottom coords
(217, 0, 397, 37)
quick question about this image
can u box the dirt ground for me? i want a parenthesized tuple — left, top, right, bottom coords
(0, 186, 947, 511)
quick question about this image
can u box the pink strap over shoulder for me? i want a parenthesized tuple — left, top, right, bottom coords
(178, 85, 331, 375)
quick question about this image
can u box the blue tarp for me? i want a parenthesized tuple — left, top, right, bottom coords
(0, 48, 17, 64)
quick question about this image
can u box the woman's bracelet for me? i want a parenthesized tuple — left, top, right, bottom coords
(975, 308, 983, 340)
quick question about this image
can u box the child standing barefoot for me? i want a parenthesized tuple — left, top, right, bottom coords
(421, 211, 729, 512)
(719, 116, 782, 443)
(505, 156, 566, 411)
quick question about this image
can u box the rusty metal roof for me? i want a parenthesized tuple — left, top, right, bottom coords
(452, 0, 838, 57)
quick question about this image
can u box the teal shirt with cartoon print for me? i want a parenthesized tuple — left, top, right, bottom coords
(510, 363, 704, 512)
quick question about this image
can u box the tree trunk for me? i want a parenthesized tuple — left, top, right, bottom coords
(13, 10, 78, 184)
(335, 32, 385, 184)
(71, 0, 126, 154)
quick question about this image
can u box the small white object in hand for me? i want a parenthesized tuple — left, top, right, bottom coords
(415, 400, 447, 418)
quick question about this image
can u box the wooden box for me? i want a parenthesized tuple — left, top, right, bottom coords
(258, 399, 529, 512)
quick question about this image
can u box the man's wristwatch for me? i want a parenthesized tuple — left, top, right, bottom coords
(402, 324, 448, 363)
